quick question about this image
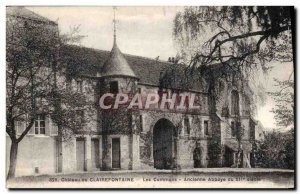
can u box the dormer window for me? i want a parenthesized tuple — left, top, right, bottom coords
(110, 81, 118, 94)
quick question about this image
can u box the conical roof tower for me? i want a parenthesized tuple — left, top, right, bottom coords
(100, 8, 137, 79)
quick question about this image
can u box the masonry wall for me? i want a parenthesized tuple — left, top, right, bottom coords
(138, 109, 212, 169)
(6, 136, 57, 177)
(102, 135, 131, 170)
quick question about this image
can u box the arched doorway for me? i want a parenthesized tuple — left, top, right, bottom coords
(193, 143, 202, 168)
(153, 118, 177, 169)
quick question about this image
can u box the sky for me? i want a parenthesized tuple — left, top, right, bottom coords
(26, 6, 294, 130)
(27, 6, 182, 60)
(255, 62, 293, 130)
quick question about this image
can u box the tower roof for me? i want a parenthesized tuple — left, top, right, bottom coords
(100, 42, 137, 78)
(99, 7, 137, 79)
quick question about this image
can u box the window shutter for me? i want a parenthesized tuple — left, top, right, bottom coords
(50, 118, 58, 136)
(27, 124, 34, 135)
(45, 115, 50, 136)
(22, 114, 34, 135)
(131, 114, 136, 130)
(16, 121, 23, 135)
(189, 117, 192, 134)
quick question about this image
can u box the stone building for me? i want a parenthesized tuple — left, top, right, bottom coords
(6, 7, 258, 177)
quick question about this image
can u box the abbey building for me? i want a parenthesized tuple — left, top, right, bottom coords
(6, 7, 259, 176)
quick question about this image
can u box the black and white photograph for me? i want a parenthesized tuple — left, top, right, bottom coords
(5, 5, 295, 189)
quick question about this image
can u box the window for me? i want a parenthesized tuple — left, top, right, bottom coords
(76, 110, 84, 122)
(236, 122, 241, 136)
(138, 88, 142, 94)
(140, 115, 143, 132)
(110, 81, 118, 94)
(231, 90, 240, 116)
(219, 81, 224, 93)
(66, 80, 72, 91)
(184, 118, 190, 136)
(76, 80, 83, 92)
(231, 121, 235, 137)
(204, 120, 209, 136)
(244, 95, 251, 116)
(35, 114, 45, 135)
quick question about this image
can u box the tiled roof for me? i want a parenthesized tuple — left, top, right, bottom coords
(60, 44, 177, 86)
(100, 42, 137, 78)
(6, 7, 57, 25)
(8, 7, 204, 91)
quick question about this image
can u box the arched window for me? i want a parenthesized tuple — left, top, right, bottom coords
(231, 90, 239, 116)
(244, 95, 251, 116)
(218, 80, 224, 93)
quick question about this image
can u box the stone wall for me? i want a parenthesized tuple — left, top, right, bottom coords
(6, 136, 57, 177)
(102, 134, 131, 170)
(138, 110, 212, 169)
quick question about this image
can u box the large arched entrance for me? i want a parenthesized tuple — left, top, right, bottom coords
(153, 118, 177, 169)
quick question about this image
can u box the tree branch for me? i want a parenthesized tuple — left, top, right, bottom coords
(17, 118, 34, 143)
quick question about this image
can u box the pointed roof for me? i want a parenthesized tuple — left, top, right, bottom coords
(99, 7, 137, 79)
(100, 42, 137, 78)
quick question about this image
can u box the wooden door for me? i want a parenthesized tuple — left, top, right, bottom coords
(111, 138, 121, 169)
(91, 139, 100, 169)
(76, 138, 86, 171)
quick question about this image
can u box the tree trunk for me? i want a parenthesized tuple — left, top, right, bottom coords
(236, 142, 242, 168)
(7, 141, 18, 180)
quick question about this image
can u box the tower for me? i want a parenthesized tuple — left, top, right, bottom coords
(98, 7, 140, 170)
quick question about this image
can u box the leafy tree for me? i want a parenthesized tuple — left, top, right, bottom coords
(255, 75, 294, 169)
(173, 6, 293, 73)
(270, 78, 294, 128)
(264, 75, 294, 169)
(6, 9, 91, 179)
(173, 6, 294, 168)
(6, 13, 58, 179)
(256, 129, 294, 169)
(173, 6, 293, 113)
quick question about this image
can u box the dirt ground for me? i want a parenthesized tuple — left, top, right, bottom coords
(7, 168, 294, 189)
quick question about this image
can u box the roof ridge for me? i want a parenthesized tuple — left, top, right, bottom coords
(63, 44, 173, 65)
(7, 6, 57, 24)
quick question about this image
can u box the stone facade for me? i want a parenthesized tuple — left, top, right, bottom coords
(6, 7, 258, 177)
